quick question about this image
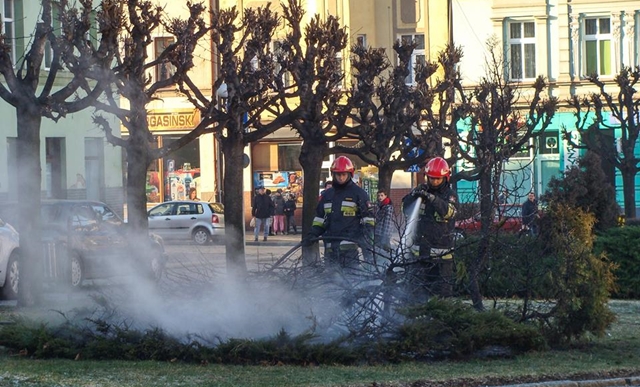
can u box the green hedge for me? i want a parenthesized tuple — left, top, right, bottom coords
(594, 226, 640, 299)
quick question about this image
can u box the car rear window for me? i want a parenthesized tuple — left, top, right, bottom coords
(177, 203, 204, 215)
(209, 203, 224, 213)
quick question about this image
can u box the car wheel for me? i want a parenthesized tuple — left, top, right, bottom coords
(70, 254, 84, 288)
(149, 249, 165, 282)
(1, 251, 20, 300)
(192, 227, 210, 245)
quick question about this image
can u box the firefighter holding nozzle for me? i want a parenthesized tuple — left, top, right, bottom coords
(401, 157, 458, 299)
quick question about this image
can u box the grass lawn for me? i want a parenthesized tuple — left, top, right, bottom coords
(0, 300, 639, 387)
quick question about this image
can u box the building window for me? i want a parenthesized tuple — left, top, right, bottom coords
(508, 21, 536, 80)
(538, 130, 559, 155)
(44, 2, 61, 69)
(45, 138, 65, 199)
(272, 41, 292, 88)
(400, 34, 425, 85)
(2, 0, 15, 65)
(154, 36, 175, 82)
(356, 34, 367, 48)
(584, 17, 612, 76)
(84, 138, 105, 201)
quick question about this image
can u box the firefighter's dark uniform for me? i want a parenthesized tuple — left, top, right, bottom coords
(402, 181, 458, 299)
(309, 180, 374, 271)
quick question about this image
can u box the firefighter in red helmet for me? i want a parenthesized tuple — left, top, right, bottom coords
(402, 156, 458, 299)
(302, 156, 374, 271)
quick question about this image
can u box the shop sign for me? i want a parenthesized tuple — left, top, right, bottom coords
(147, 109, 201, 131)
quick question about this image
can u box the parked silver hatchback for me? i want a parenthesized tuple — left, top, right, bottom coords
(148, 201, 225, 245)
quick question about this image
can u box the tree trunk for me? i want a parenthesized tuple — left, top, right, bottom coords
(299, 138, 326, 264)
(16, 106, 43, 306)
(377, 165, 394, 195)
(621, 167, 637, 219)
(125, 131, 152, 232)
(299, 139, 326, 236)
(469, 171, 493, 310)
(220, 129, 248, 278)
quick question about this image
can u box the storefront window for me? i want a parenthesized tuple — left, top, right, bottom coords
(278, 144, 302, 171)
(145, 135, 200, 203)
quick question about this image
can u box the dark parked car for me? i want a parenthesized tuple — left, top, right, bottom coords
(454, 204, 523, 238)
(0, 200, 167, 289)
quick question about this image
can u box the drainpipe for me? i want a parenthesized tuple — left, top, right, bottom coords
(211, 0, 223, 203)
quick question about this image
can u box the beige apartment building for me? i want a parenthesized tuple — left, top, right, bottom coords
(452, 0, 640, 210)
(211, 0, 451, 219)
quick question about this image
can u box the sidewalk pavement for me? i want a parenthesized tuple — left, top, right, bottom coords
(245, 231, 302, 247)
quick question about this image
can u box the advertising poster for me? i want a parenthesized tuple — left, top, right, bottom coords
(164, 162, 200, 201)
(254, 171, 304, 204)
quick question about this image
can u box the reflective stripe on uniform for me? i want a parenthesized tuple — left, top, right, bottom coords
(326, 240, 359, 252)
(340, 201, 358, 217)
(323, 203, 332, 214)
(443, 203, 456, 221)
(362, 216, 375, 226)
(312, 216, 326, 228)
(431, 247, 453, 260)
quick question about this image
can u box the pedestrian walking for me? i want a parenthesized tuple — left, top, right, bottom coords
(252, 185, 274, 242)
(272, 189, 286, 235)
(283, 193, 298, 234)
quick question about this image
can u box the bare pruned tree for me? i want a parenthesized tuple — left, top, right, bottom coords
(178, 4, 295, 277)
(276, 0, 349, 244)
(566, 66, 640, 219)
(91, 0, 211, 234)
(0, 0, 118, 305)
(338, 42, 464, 194)
(452, 39, 557, 310)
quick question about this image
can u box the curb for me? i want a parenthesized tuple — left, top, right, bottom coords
(500, 377, 640, 387)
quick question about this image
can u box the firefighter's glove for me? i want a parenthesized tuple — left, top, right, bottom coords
(411, 187, 435, 202)
(411, 187, 428, 198)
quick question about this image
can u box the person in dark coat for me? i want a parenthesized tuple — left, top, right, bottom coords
(521, 192, 539, 236)
(283, 193, 298, 234)
(252, 186, 274, 242)
(272, 189, 286, 235)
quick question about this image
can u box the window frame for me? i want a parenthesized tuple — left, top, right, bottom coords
(506, 20, 536, 81)
(2, 0, 15, 65)
(399, 33, 425, 85)
(582, 16, 613, 77)
(356, 34, 367, 48)
(271, 40, 292, 88)
(154, 36, 176, 83)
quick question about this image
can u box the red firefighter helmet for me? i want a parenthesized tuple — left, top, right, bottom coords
(425, 157, 451, 180)
(330, 156, 355, 176)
